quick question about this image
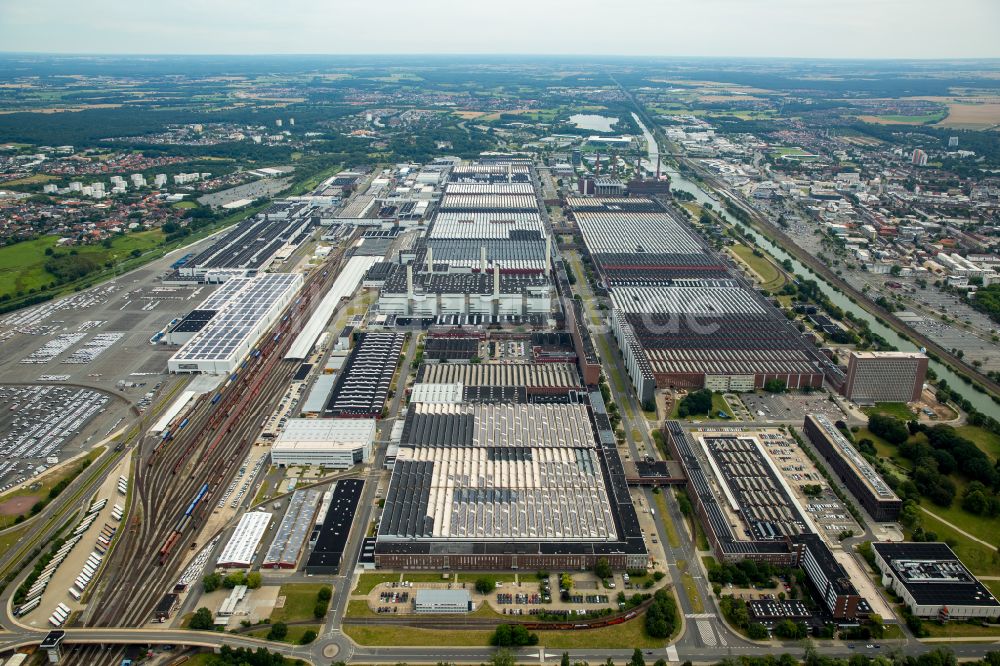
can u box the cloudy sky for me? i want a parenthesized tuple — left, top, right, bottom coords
(0, 0, 997, 59)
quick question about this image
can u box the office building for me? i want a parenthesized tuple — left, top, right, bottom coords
(802, 414, 901, 522)
(842, 351, 927, 404)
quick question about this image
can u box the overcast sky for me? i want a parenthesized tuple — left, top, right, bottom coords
(1, 0, 998, 60)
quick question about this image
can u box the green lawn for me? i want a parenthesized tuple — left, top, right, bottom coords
(669, 392, 732, 419)
(917, 512, 1000, 577)
(922, 621, 1000, 638)
(248, 624, 320, 645)
(862, 403, 917, 421)
(679, 571, 704, 614)
(269, 584, 328, 624)
(731, 244, 787, 292)
(344, 610, 670, 648)
(352, 572, 401, 595)
(955, 426, 1000, 462)
(921, 474, 1000, 548)
(855, 428, 913, 472)
(653, 493, 681, 548)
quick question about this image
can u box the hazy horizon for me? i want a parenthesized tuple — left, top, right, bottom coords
(1, 0, 998, 60)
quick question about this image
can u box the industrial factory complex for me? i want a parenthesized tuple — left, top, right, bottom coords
(566, 196, 830, 401)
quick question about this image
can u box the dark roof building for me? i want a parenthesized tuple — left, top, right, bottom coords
(872, 542, 1000, 620)
(305, 479, 364, 574)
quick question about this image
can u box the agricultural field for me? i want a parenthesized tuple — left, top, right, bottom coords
(935, 102, 1000, 129)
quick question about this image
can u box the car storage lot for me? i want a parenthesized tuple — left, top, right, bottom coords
(0, 237, 225, 488)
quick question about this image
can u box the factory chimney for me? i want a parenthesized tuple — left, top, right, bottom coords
(493, 262, 501, 300)
(656, 154, 661, 180)
(544, 235, 552, 274)
(406, 263, 414, 299)
(426, 246, 434, 274)
(507, 163, 512, 184)
(480, 245, 487, 273)
(595, 153, 601, 175)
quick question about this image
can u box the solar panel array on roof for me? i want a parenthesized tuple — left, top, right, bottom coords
(181, 201, 314, 278)
(445, 182, 536, 195)
(169, 273, 302, 372)
(429, 213, 544, 240)
(440, 194, 539, 212)
(380, 403, 617, 542)
(574, 211, 702, 254)
(324, 332, 405, 417)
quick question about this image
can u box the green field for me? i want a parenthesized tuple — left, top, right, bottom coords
(653, 493, 681, 548)
(955, 426, 1000, 462)
(730, 244, 786, 292)
(269, 583, 328, 624)
(862, 403, 917, 421)
(918, 511, 1000, 577)
(669, 392, 732, 419)
(344, 610, 669, 648)
(0, 230, 165, 300)
(248, 624, 320, 645)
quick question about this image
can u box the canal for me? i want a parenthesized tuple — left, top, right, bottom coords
(632, 113, 997, 415)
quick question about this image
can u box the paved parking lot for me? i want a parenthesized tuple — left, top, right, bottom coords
(738, 391, 847, 424)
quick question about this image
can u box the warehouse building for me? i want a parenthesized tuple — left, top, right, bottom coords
(374, 401, 646, 570)
(610, 285, 824, 400)
(841, 351, 928, 404)
(416, 362, 582, 396)
(324, 332, 405, 418)
(180, 201, 315, 281)
(168, 273, 303, 374)
(271, 419, 376, 468)
(428, 212, 545, 241)
(422, 239, 549, 274)
(872, 542, 1000, 620)
(305, 479, 364, 575)
(262, 489, 321, 569)
(217, 511, 272, 568)
(423, 337, 481, 362)
(445, 182, 535, 195)
(802, 414, 902, 522)
(568, 197, 827, 399)
(377, 264, 552, 317)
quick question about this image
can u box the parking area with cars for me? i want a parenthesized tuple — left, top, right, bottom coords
(0, 384, 121, 491)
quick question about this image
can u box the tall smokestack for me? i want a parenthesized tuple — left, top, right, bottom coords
(480, 245, 487, 273)
(596, 153, 601, 175)
(406, 263, 414, 299)
(544, 235, 551, 275)
(656, 154, 661, 180)
(507, 163, 512, 184)
(493, 262, 500, 300)
(426, 246, 434, 274)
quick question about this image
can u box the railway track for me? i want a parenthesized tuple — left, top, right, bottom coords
(62, 248, 350, 666)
